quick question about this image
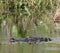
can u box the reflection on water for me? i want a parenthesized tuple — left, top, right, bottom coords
(0, 39, 60, 53)
(0, 29, 60, 53)
(45, 47, 60, 51)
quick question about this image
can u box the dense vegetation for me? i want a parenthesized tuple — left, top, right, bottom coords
(0, 0, 60, 38)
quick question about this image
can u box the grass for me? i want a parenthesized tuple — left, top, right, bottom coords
(0, 0, 59, 37)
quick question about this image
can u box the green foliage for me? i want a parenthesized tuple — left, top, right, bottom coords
(0, 0, 60, 38)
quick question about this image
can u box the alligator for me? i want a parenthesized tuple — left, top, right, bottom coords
(9, 36, 52, 44)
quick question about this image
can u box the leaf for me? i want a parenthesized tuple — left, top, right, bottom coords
(11, 25, 18, 37)
(0, 15, 4, 19)
(25, 6, 31, 16)
(38, 0, 42, 5)
(30, 0, 34, 5)
(19, 1, 22, 6)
